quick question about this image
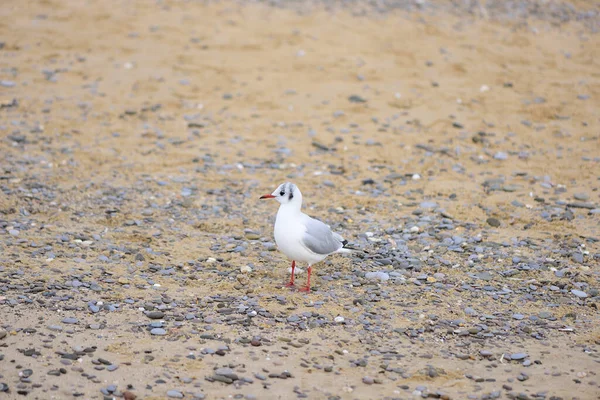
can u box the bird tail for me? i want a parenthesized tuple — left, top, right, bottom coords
(340, 240, 369, 254)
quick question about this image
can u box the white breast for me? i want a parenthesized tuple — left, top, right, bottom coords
(273, 206, 326, 265)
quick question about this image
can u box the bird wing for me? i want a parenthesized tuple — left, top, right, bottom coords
(300, 215, 345, 255)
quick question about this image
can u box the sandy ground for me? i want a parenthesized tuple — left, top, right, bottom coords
(1, 1, 599, 399)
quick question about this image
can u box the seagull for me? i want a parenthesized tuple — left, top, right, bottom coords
(260, 182, 355, 292)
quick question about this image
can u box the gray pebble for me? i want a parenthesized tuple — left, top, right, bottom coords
(486, 217, 501, 227)
(573, 193, 589, 201)
(167, 389, 184, 398)
(146, 311, 165, 319)
(47, 325, 63, 331)
(365, 271, 390, 281)
(571, 289, 588, 298)
(215, 367, 238, 380)
(150, 328, 167, 336)
(494, 151, 508, 160)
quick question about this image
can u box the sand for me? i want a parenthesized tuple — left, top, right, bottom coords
(0, 1, 599, 399)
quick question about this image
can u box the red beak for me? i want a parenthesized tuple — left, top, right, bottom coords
(260, 194, 275, 199)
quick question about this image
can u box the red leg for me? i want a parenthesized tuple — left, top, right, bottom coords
(285, 260, 295, 287)
(299, 266, 312, 292)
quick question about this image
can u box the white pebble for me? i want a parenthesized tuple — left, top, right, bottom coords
(365, 271, 390, 281)
(334, 316, 345, 323)
(412, 174, 421, 180)
(240, 265, 252, 273)
(410, 226, 420, 233)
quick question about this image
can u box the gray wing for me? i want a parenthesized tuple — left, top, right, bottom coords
(301, 216, 344, 255)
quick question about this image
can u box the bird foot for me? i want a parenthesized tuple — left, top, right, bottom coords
(298, 285, 311, 292)
(285, 281, 295, 288)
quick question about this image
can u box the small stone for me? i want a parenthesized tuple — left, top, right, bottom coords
(215, 367, 238, 381)
(365, 271, 390, 281)
(573, 193, 589, 201)
(240, 265, 252, 273)
(420, 201, 438, 209)
(348, 95, 367, 103)
(511, 353, 527, 360)
(464, 307, 477, 316)
(571, 289, 588, 298)
(20, 369, 33, 378)
(480, 350, 493, 357)
(572, 253, 584, 264)
(62, 317, 78, 324)
(167, 390, 184, 398)
(486, 217, 501, 227)
(212, 375, 233, 384)
(538, 311, 553, 319)
(477, 271, 493, 281)
(146, 311, 165, 319)
(123, 391, 137, 400)
(151, 328, 167, 336)
(494, 152, 508, 160)
(362, 376, 375, 385)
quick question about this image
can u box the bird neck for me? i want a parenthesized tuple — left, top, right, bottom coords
(278, 197, 302, 215)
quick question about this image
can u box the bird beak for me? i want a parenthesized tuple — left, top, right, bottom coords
(260, 194, 275, 199)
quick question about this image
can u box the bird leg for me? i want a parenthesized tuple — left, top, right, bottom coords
(285, 260, 296, 287)
(298, 266, 312, 292)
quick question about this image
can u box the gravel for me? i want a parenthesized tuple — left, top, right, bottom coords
(0, 1, 597, 399)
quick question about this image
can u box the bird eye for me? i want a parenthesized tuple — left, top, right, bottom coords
(279, 191, 285, 196)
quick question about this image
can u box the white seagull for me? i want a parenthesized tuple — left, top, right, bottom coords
(260, 182, 354, 292)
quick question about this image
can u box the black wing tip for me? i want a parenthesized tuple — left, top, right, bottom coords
(342, 241, 369, 254)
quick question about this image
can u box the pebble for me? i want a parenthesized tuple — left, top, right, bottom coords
(215, 367, 238, 380)
(494, 152, 508, 160)
(573, 193, 589, 201)
(167, 390, 184, 398)
(0, 6, 597, 400)
(365, 271, 390, 281)
(150, 328, 167, 336)
(362, 376, 375, 385)
(511, 353, 528, 360)
(486, 217, 501, 227)
(146, 311, 165, 319)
